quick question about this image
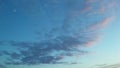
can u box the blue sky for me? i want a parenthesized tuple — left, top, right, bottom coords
(0, 0, 120, 68)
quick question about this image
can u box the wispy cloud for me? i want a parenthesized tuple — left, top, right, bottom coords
(86, 0, 98, 4)
(100, 16, 114, 26)
(3, 36, 90, 65)
(89, 16, 115, 31)
(80, 6, 92, 13)
(98, 6, 106, 14)
(94, 63, 120, 68)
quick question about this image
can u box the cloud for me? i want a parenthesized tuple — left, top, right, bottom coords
(95, 63, 120, 68)
(100, 16, 114, 26)
(2, 5, 114, 66)
(0, 0, 116, 66)
(98, 0, 118, 14)
(0, 64, 6, 68)
(3, 35, 90, 65)
(1, 20, 103, 65)
(86, 0, 98, 3)
(80, 6, 92, 13)
(98, 6, 106, 14)
(89, 16, 115, 31)
(108, 1, 118, 8)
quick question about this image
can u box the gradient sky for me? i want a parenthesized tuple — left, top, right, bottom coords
(0, 0, 120, 68)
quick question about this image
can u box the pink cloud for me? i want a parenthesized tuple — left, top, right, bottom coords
(81, 16, 115, 47)
(89, 16, 115, 31)
(100, 16, 114, 26)
(108, 1, 118, 8)
(85, 35, 101, 47)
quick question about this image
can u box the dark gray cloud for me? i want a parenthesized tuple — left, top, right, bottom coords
(3, 35, 90, 65)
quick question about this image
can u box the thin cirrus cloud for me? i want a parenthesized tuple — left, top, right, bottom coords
(89, 16, 115, 31)
(98, 6, 106, 14)
(80, 6, 92, 13)
(94, 63, 120, 68)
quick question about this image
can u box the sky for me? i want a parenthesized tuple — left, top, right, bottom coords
(0, 0, 120, 68)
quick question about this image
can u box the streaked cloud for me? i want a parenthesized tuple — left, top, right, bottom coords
(86, 0, 98, 3)
(89, 16, 115, 31)
(94, 63, 120, 68)
(80, 6, 92, 13)
(3, 36, 90, 65)
(98, 6, 106, 14)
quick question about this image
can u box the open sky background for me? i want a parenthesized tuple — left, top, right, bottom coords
(0, 0, 120, 68)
